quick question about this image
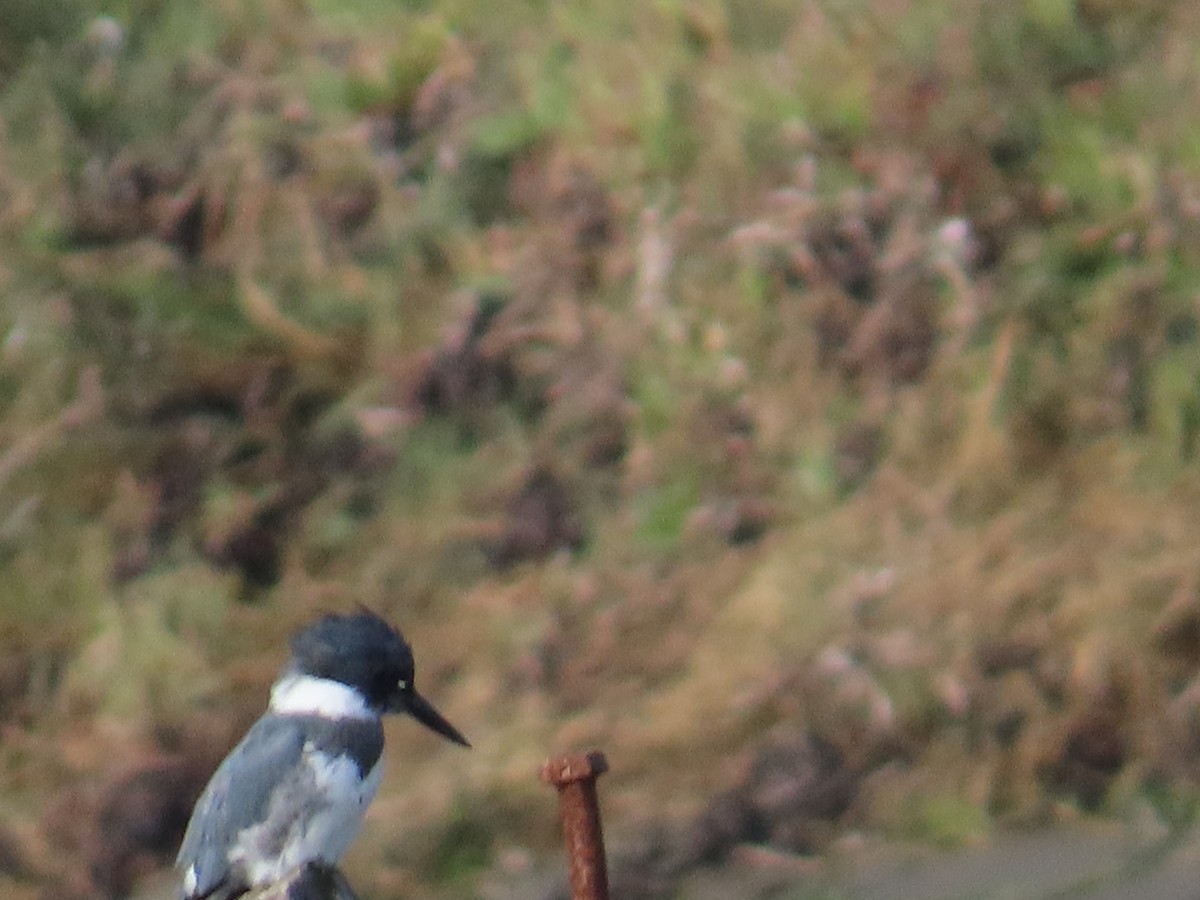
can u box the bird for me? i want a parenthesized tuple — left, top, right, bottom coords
(176, 610, 469, 899)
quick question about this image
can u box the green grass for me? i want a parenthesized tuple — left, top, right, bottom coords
(6, 0, 1200, 897)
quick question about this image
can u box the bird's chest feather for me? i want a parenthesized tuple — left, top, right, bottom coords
(233, 743, 384, 885)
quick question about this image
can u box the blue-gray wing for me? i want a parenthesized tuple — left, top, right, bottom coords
(176, 716, 307, 899)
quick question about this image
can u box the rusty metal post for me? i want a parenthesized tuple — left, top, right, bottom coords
(540, 750, 610, 900)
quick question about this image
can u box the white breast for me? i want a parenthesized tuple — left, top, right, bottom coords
(231, 744, 385, 888)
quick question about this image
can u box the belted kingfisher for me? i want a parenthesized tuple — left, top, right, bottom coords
(176, 610, 469, 899)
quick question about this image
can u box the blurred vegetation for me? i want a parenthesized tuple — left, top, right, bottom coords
(4, 0, 1200, 897)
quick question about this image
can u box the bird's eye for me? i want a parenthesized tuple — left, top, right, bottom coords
(397, 679, 408, 690)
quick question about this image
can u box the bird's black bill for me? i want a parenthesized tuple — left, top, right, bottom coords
(406, 690, 470, 747)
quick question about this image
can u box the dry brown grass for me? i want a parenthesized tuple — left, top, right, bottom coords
(2, 1, 1200, 897)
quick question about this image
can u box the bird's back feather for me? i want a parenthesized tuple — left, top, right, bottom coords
(177, 713, 383, 899)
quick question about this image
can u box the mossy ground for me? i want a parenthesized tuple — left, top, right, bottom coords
(3, 1, 1200, 897)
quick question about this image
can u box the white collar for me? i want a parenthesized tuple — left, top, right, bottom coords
(269, 673, 375, 719)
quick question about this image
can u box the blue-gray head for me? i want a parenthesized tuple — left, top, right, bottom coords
(281, 610, 469, 747)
